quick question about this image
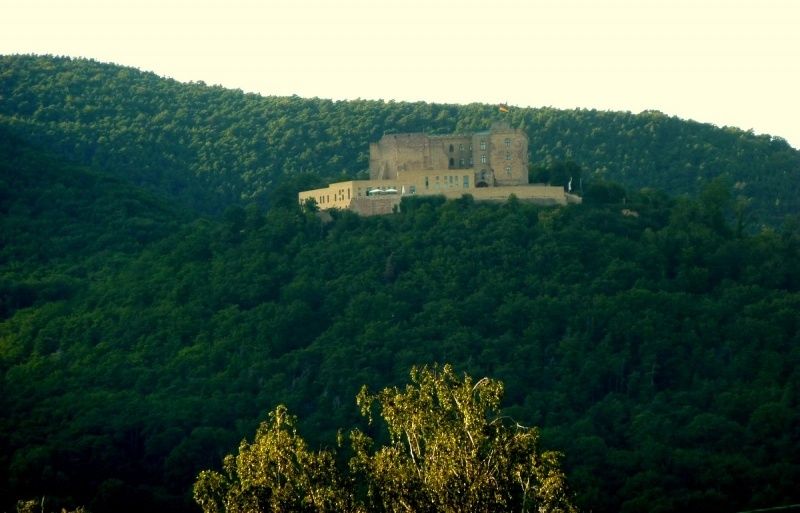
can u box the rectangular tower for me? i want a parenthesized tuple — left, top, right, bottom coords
(369, 123, 528, 187)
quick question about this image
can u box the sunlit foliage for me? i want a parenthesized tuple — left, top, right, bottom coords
(194, 366, 576, 513)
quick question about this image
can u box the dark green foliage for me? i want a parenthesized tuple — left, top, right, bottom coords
(3, 55, 800, 513)
(2, 55, 799, 225)
(529, 160, 583, 189)
(582, 180, 627, 205)
(2, 135, 799, 512)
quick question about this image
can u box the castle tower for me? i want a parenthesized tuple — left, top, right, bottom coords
(368, 122, 528, 187)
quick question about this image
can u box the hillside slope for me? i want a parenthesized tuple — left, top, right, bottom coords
(0, 126, 184, 317)
(2, 55, 799, 226)
(2, 127, 799, 512)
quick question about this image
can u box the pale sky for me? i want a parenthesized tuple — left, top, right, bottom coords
(2, 0, 800, 148)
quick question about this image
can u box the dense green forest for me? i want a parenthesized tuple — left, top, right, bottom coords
(2, 55, 799, 226)
(2, 125, 799, 513)
(2, 55, 800, 513)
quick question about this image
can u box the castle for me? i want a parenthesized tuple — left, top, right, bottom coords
(298, 122, 580, 216)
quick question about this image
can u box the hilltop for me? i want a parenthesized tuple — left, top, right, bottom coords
(2, 55, 799, 226)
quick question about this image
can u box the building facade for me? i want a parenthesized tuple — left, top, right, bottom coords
(299, 122, 579, 215)
(368, 121, 528, 187)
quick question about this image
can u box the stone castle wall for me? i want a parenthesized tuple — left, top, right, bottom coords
(439, 185, 569, 205)
(369, 134, 432, 179)
(487, 126, 528, 186)
(350, 196, 401, 216)
(369, 124, 527, 186)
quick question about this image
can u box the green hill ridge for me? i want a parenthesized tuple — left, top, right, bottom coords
(2, 54, 799, 225)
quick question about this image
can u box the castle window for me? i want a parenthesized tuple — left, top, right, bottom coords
(410, 185, 416, 194)
(463, 176, 469, 188)
(505, 166, 512, 176)
(469, 144, 473, 151)
(449, 144, 454, 153)
(459, 143, 464, 151)
(505, 138, 511, 148)
(481, 154, 487, 164)
(480, 140, 486, 150)
(459, 159, 464, 167)
(505, 152, 511, 160)
(468, 158, 473, 166)
(425, 177, 429, 189)
(449, 158, 455, 168)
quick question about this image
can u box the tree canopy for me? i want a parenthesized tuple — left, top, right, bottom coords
(194, 405, 350, 513)
(194, 365, 576, 513)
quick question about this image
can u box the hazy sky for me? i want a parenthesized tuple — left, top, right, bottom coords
(3, 0, 800, 148)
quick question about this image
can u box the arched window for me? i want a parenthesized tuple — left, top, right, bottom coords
(449, 158, 455, 167)
(449, 144, 454, 153)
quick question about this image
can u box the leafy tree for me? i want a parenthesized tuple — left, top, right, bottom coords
(194, 366, 576, 513)
(193, 405, 352, 513)
(351, 365, 576, 513)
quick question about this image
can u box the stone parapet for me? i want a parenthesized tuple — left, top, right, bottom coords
(350, 196, 402, 216)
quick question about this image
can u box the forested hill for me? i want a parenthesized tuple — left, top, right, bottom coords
(2, 124, 800, 513)
(3, 55, 800, 513)
(2, 54, 800, 226)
